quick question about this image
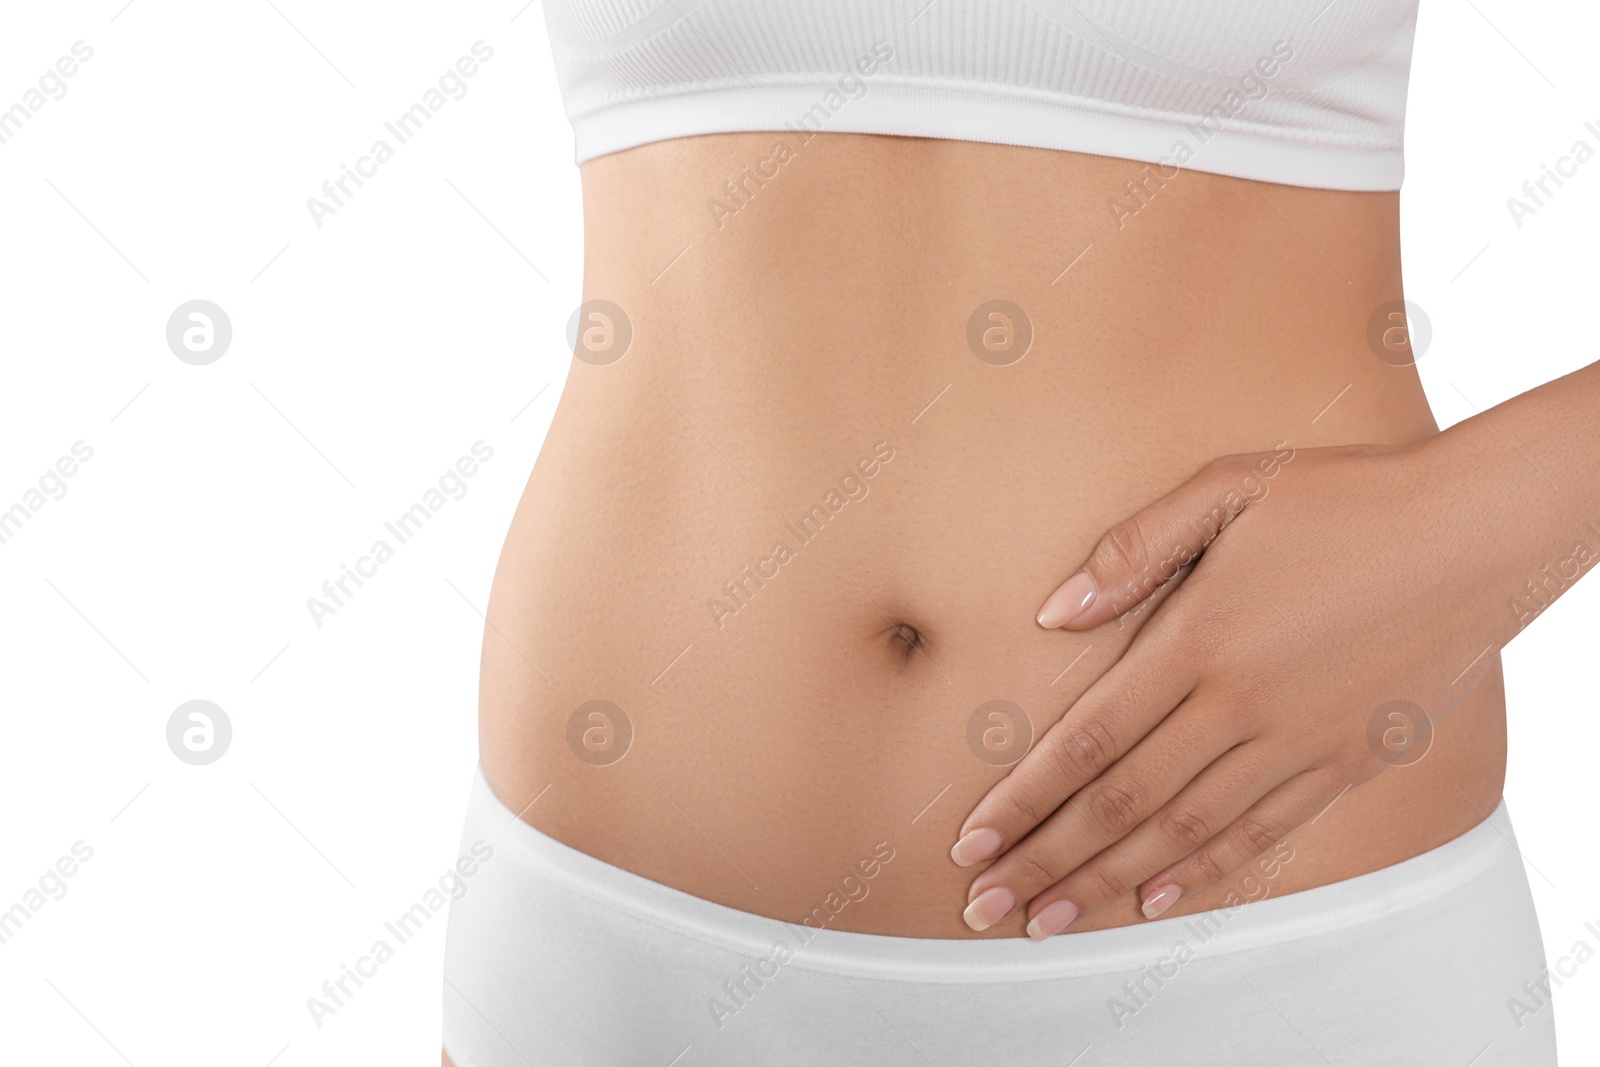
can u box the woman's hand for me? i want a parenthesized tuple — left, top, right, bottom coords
(949, 431, 1541, 939)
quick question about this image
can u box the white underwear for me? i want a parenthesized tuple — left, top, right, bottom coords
(442, 766, 1555, 1066)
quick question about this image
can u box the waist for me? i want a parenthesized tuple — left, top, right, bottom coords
(464, 763, 1519, 978)
(546, 132, 1436, 577)
(522, 132, 1437, 668)
(478, 133, 1505, 938)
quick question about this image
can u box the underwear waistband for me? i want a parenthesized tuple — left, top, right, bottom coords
(467, 766, 1518, 983)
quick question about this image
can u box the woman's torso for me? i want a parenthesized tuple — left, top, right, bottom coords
(477, 132, 1507, 938)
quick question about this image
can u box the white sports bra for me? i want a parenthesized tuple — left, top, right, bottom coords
(541, 0, 1419, 190)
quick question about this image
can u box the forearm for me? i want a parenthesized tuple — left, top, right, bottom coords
(1427, 358, 1600, 649)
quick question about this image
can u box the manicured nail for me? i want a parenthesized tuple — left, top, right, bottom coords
(962, 886, 1016, 932)
(950, 828, 1003, 867)
(1037, 571, 1096, 628)
(1141, 884, 1181, 920)
(1026, 900, 1080, 941)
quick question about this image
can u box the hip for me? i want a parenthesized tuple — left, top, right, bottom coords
(443, 764, 1549, 1066)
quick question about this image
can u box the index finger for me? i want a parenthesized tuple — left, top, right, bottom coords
(950, 634, 1196, 868)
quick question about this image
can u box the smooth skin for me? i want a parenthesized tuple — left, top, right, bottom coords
(476, 130, 1504, 938)
(448, 127, 1517, 1064)
(956, 366, 1600, 938)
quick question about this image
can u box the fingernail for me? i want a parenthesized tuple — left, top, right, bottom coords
(962, 886, 1016, 932)
(1026, 900, 1080, 941)
(950, 828, 1003, 867)
(1141, 884, 1181, 920)
(1037, 571, 1096, 629)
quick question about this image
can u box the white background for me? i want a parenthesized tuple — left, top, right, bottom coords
(0, 1, 1595, 1063)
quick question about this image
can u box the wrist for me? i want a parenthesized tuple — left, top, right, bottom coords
(1420, 393, 1600, 645)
